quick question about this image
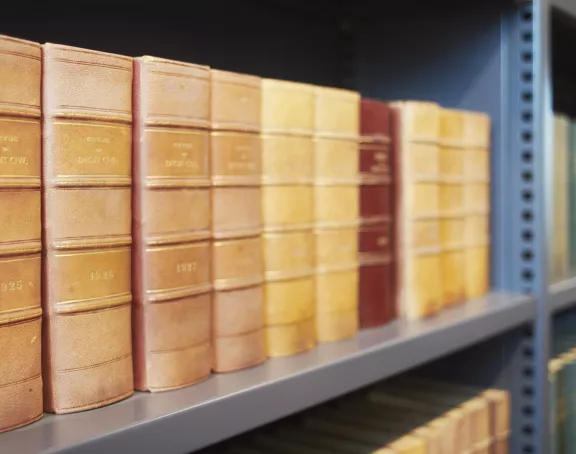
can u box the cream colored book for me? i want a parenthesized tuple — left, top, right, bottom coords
(552, 114, 570, 283)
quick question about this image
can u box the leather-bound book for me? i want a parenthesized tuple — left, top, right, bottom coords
(210, 69, 266, 372)
(313, 86, 360, 343)
(132, 57, 211, 391)
(261, 79, 315, 357)
(0, 35, 43, 432)
(391, 101, 442, 319)
(439, 109, 466, 307)
(42, 44, 134, 413)
(358, 99, 394, 328)
(462, 112, 491, 298)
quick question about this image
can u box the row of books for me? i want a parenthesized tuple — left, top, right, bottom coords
(0, 33, 491, 433)
(549, 332, 576, 454)
(551, 113, 576, 284)
(202, 375, 511, 454)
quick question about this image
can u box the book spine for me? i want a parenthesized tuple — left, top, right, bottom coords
(0, 35, 43, 432)
(261, 80, 316, 357)
(313, 87, 360, 342)
(132, 57, 212, 392)
(358, 99, 394, 328)
(42, 43, 134, 413)
(569, 120, 576, 273)
(210, 70, 266, 372)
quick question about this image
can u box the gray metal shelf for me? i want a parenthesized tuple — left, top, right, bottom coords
(0, 293, 535, 454)
(551, 278, 576, 313)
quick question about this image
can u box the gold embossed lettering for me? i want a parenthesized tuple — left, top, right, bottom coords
(0, 279, 23, 292)
(0, 135, 19, 142)
(89, 269, 115, 281)
(0, 156, 28, 165)
(176, 262, 197, 273)
(173, 142, 193, 149)
(165, 158, 199, 169)
(86, 136, 111, 144)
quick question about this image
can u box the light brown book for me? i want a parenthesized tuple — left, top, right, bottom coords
(261, 79, 316, 357)
(439, 108, 466, 308)
(132, 56, 212, 391)
(211, 69, 266, 372)
(313, 86, 360, 342)
(391, 101, 442, 319)
(462, 111, 491, 298)
(42, 43, 134, 413)
(0, 35, 43, 432)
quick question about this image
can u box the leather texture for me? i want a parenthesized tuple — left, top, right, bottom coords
(261, 79, 316, 357)
(132, 56, 212, 392)
(392, 101, 443, 320)
(42, 43, 134, 413)
(313, 87, 360, 343)
(462, 111, 491, 299)
(359, 99, 395, 328)
(0, 35, 43, 432)
(439, 109, 466, 308)
(211, 69, 265, 372)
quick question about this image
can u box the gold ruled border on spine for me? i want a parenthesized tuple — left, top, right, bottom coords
(359, 215, 392, 226)
(261, 178, 314, 186)
(211, 176, 260, 187)
(0, 306, 41, 325)
(145, 178, 211, 189)
(213, 277, 263, 292)
(51, 176, 131, 187)
(212, 228, 263, 240)
(146, 282, 212, 303)
(51, 234, 132, 250)
(359, 176, 392, 185)
(358, 253, 392, 267)
(316, 263, 358, 275)
(313, 179, 360, 186)
(55, 293, 131, 314)
(145, 230, 211, 246)
(0, 241, 41, 256)
(314, 221, 359, 230)
(264, 223, 315, 233)
(0, 177, 41, 188)
(359, 136, 391, 144)
(265, 269, 315, 282)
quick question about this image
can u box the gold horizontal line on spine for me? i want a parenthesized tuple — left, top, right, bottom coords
(313, 179, 360, 186)
(360, 136, 390, 144)
(358, 175, 391, 185)
(261, 178, 314, 186)
(313, 220, 359, 230)
(50, 112, 132, 124)
(55, 292, 131, 314)
(313, 132, 359, 140)
(440, 140, 467, 147)
(145, 241, 209, 253)
(408, 214, 441, 221)
(0, 306, 41, 326)
(359, 216, 392, 226)
(263, 223, 315, 234)
(404, 246, 443, 255)
(146, 282, 212, 303)
(51, 236, 131, 250)
(0, 116, 40, 124)
(358, 253, 392, 267)
(265, 269, 315, 282)
(0, 177, 41, 189)
(315, 263, 358, 275)
(405, 136, 438, 145)
(52, 176, 131, 188)
(212, 229, 262, 240)
(145, 178, 210, 189)
(0, 240, 41, 257)
(145, 231, 211, 246)
(143, 124, 209, 133)
(0, 108, 41, 119)
(213, 276, 263, 291)
(438, 176, 466, 184)
(260, 129, 313, 137)
(211, 176, 261, 186)
(211, 123, 259, 134)
(143, 117, 210, 129)
(442, 244, 466, 251)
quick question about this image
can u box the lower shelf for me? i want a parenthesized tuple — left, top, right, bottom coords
(3, 292, 535, 454)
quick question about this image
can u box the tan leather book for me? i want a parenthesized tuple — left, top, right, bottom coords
(211, 69, 266, 372)
(391, 101, 442, 319)
(42, 43, 134, 413)
(132, 56, 212, 392)
(463, 111, 491, 298)
(261, 79, 316, 357)
(482, 390, 510, 454)
(551, 114, 570, 283)
(439, 108, 466, 308)
(0, 35, 43, 432)
(313, 86, 360, 343)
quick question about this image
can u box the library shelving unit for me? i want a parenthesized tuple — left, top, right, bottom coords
(0, 1, 555, 453)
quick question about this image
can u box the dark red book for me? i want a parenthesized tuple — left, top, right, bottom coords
(358, 99, 396, 328)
